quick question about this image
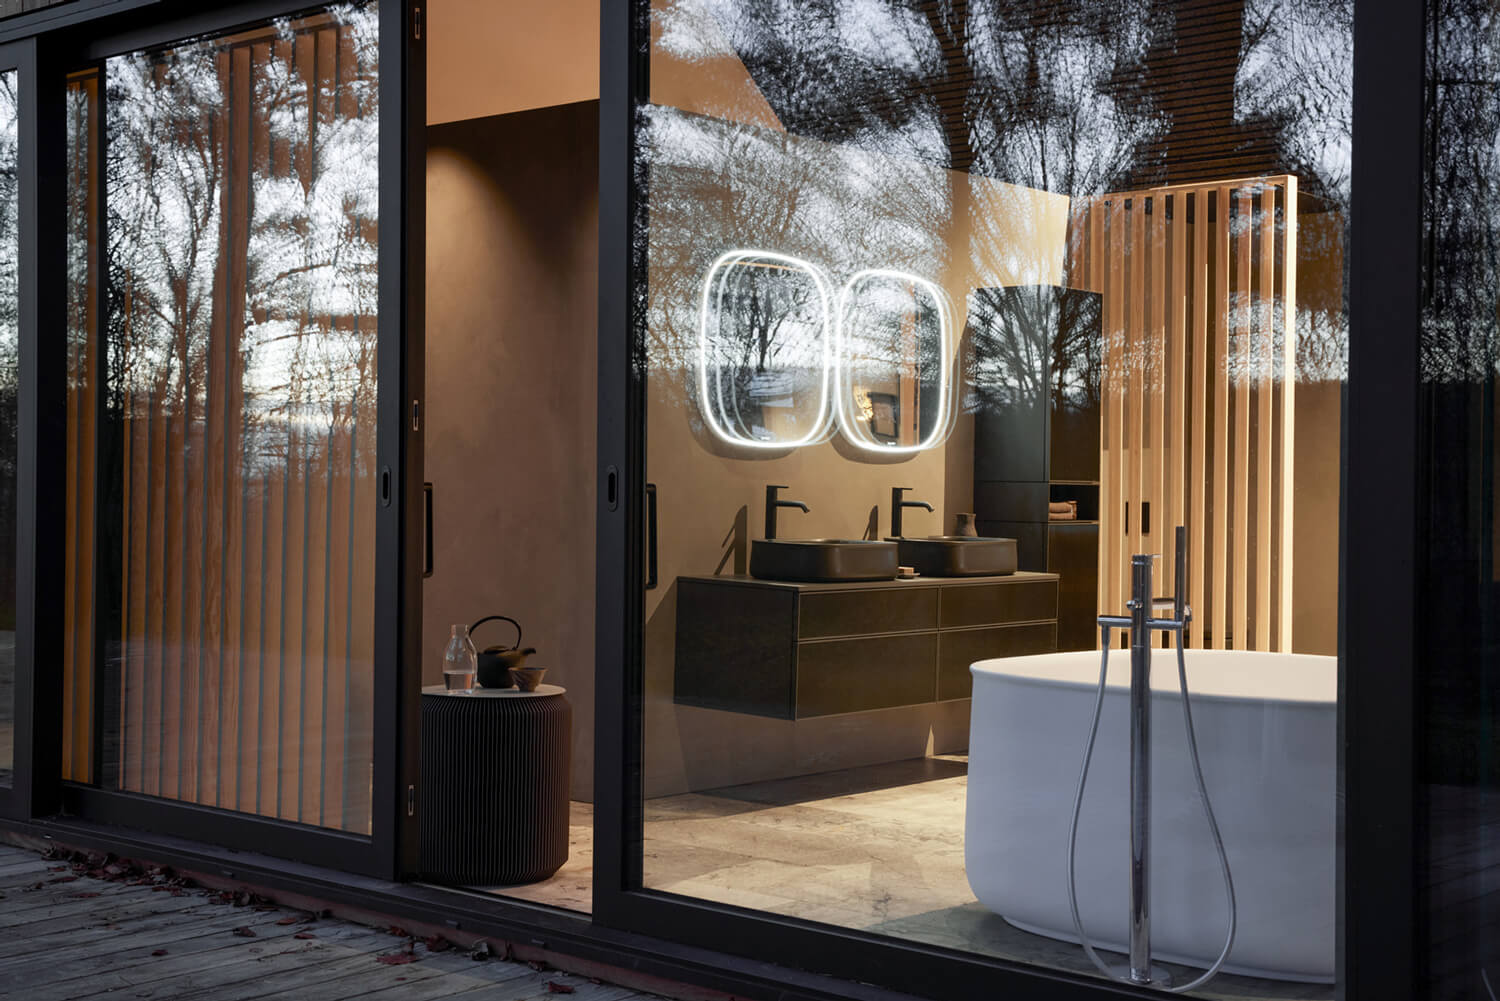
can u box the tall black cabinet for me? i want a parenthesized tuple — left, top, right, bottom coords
(970, 286, 1102, 651)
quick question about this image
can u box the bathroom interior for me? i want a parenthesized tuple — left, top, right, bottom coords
(420, 1, 1345, 998)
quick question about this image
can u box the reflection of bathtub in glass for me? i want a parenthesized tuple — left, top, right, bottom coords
(966, 649, 1336, 984)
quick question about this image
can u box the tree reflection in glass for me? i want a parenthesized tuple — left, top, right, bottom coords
(0, 69, 16, 787)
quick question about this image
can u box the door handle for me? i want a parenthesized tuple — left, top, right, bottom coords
(422, 482, 433, 578)
(1124, 501, 1129, 535)
(645, 483, 659, 590)
(1141, 500, 1151, 535)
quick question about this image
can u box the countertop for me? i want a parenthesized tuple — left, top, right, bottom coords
(677, 570, 1058, 592)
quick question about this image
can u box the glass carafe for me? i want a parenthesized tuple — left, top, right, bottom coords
(442, 624, 478, 692)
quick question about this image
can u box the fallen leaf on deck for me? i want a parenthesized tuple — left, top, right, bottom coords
(376, 951, 417, 965)
(294, 932, 317, 940)
(276, 916, 299, 925)
(545, 982, 575, 994)
(422, 935, 451, 953)
(232, 926, 257, 937)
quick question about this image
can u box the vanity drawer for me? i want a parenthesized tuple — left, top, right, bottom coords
(799, 587, 937, 639)
(937, 623, 1057, 700)
(940, 579, 1058, 628)
(796, 633, 938, 717)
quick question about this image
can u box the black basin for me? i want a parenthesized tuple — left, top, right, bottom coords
(749, 539, 900, 582)
(894, 536, 1017, 577)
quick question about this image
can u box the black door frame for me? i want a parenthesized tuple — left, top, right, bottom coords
(0, 0, 422, 881)
(0, 33, 66, 824)
(592, 1, 1425, 999)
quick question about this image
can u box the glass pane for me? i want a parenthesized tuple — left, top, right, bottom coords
(0, 69, 16, 788)
(65, 4, 381, 832)
(1421, 2, 1500, 995)
(640, 1, 1349, 997)
(63, 68, 98, 785)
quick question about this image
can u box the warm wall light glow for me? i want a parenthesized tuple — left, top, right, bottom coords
(833, 269, 954, 454)
(698, 250, 833, 449)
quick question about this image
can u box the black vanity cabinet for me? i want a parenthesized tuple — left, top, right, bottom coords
(673, 572, 1059, 720)
(970, 284, 1102, 651)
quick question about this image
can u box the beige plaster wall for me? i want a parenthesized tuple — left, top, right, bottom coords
(426, 0, 599, 125)
(424, 102, 600, 800)
(1291, 208, 1347, 657)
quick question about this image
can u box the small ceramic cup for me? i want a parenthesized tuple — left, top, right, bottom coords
(509, 666, 548, 692)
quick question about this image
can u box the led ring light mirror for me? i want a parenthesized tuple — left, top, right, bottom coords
(834, 269, 953, 453)
(698, 250, 833, 449)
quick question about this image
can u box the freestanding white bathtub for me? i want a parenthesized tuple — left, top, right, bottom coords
(966, 649, 1336, 983)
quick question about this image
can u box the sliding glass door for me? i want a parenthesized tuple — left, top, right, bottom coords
(598, 0, 1367, 998)
(55, 1, 424, 876)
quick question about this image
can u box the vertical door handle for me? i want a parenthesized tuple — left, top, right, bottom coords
(645, 483, 659, 590)
(1124, 501, 1129, 535)
(1141, 500, 1151, 535)
(422, 482, 434, 578)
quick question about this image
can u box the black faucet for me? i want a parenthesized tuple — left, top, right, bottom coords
(891, 486, 934, 538)
(765, 485, 810, 540)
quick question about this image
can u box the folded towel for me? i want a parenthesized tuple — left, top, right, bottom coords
(1049, 510, 1077, 521)
(1049, 500, 1077, 515)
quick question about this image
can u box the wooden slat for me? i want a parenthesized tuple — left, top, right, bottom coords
(1129, 199, 1146, 578)
(1189, 192, 1208, 647)
(1278, 177, 1299, 650)
(145, 395, 166, 797)
(1106, 199, 1127, 623)
(1232, 187, 1252, 649)
(1168, 193, 1188, 614)
(163, 405, 185, 801)
(279, 442, 306, 822)
(123, 400, 145, 793)
(1149, 194, 1166, 596)
(1256, 184, 1275, 651)
(302, 440, 332, 825)
(1211, 187, 1231, 650)
(261, 466, 285, 817)
(321, 422, 352, 828)
(345, 405, 377, 833)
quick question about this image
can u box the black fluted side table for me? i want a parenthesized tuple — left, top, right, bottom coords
(418, 684, 571, 885)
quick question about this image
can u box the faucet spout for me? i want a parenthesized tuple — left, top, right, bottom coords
(890, 486, 935, 538)
(764, 485, 810, 540)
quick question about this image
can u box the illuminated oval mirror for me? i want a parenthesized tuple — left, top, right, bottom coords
(697, 251, 832, 449)
(835, 270, 953, 453)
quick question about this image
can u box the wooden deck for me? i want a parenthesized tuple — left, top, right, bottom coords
(0, 844, 653, 1001)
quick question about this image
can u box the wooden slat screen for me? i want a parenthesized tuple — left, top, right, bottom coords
(63, 7, 380, 831)
(1070, 175, 1297, 650)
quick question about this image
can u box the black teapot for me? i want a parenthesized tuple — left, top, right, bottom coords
(469, 615, 536, 689)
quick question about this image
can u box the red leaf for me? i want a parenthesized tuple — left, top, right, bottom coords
(376, 952, 418, 966)
(276, 916, 299, 925)
(293, 932, 317, 940)
(387, 926, 409, 938)
(150, 949, 168, 957)
(545, 982, 575, 994)
(232, 926, 257, 938)
(422, 935, 451, 953)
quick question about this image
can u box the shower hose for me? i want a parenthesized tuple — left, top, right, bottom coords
(1065, 621, 1237, 994)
